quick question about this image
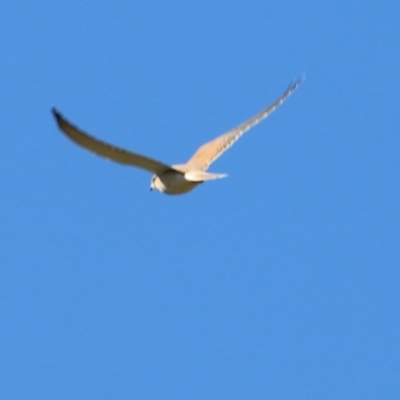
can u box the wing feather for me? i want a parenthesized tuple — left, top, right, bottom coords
(187, 77, 304, 171)
(52, 109, 173, 175)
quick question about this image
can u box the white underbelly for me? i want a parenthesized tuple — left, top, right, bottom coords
(159, 172, 200, 195)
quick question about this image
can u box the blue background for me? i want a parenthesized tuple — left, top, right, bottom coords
(1, 2, 399, 399)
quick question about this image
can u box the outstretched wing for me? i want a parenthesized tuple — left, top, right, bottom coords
(52, 109, 173, 175)
(186, 77, 304, 171)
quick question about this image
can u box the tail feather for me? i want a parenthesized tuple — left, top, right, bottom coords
(185, 170, 228, 182)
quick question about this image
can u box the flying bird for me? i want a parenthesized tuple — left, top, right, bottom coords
(52, 77, 303, 195)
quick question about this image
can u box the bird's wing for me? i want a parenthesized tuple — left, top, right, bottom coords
(186, 77, 304, 171)
(52, 109, 173, 175)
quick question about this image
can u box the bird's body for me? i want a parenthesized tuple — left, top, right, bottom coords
(52, 77, 303, 195)
(151, 168, 200, 195)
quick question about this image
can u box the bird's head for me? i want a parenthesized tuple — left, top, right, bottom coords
(150, 175, 156, 191)
(150, 175, 164, 193)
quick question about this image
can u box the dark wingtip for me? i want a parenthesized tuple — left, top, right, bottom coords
(286, 74, 305, 93)
(51, 108, 64, 127)
(293, 74, 305, 87)
(51, 107, 60, 118)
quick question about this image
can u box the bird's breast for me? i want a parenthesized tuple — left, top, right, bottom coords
(157, 171, 200, 195)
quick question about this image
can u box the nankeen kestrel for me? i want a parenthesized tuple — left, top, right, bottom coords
(52, 77, 303, 195)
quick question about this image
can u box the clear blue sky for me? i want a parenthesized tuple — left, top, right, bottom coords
(1, 2, 399, 399)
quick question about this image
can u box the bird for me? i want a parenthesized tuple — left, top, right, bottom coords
(52, 77, 303, 195)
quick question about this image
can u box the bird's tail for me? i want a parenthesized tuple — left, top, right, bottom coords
(184, 170, 228, 182)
